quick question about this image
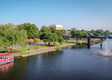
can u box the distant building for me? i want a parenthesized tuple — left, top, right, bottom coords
(49, 24, 64, 30)
(55, 25, 64, 30)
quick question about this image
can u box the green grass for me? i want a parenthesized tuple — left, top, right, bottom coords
(18, 47, 30, 54)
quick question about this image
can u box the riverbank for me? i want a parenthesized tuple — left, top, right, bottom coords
(14, 39, 102, 58)
(14, 42, 75, 57)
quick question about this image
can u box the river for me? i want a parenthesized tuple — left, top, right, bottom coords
(0, 39, 112, 80)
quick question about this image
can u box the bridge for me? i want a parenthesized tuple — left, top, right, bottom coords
(86, 36, 107, 49)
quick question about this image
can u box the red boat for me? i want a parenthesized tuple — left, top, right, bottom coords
(0, 52, 14, 65)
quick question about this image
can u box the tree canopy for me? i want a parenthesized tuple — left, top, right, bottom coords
(18, 23, 39, 38)
(0, 24, 27, 49)
(40, 26, 64, 45)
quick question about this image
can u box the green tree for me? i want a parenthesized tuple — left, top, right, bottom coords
(79, 30, 88, 38)
(0, 24, 27, 49)
(18, 23, 39, 38)
(71, 29, 80, 38)
(40, 26, 64, 45)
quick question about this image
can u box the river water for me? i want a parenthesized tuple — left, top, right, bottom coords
(1, 39, 112, 80)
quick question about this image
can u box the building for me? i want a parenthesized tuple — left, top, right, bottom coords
(55, 25, 64, 30)
(49, 24, 64, 30)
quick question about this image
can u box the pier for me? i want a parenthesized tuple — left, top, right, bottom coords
(87, 36, 106, 48)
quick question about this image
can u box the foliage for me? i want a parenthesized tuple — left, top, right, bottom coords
(71, 28, 112, 38)
(71, 29, 88, 38)
(40, 26, 64, 45)
(18, 23, 39, 38)
(0, 23, 27, 49)
(89, 29, 111, 37)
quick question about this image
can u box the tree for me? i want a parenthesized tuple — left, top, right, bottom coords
(79, 30, 88, 38)
(40, 26, 50, 40)
(57, 35, 64, 44)
(0, 24, 27, 49)
(18, 23, 39, 38)
(40, 26, 50, 33)
(71, 29, 80, 38)
(104, 30, 110, 36)
(40, 26, 64, 45)
(15, 29, 27, 46)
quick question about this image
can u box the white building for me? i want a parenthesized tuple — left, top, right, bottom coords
(55, 25, 64, 30)
(48, 24, 64, 30)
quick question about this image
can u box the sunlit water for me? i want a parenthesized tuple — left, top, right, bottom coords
(100, 38, 112, 56)
(0, 39, 112, 80)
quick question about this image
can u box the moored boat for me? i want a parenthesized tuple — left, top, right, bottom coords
(0, 52, 14, 65)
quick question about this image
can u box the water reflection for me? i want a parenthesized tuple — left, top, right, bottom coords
(97, 39, 112, 56)
(0, 62, 14, 73)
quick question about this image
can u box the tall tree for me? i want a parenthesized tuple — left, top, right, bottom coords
(18, 23, 39, 38)
(0, 24, 27, 49)
(40, 26, 64, 45)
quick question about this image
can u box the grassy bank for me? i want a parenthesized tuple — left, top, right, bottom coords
(14, 39, 101, 58)
(14, 42, 75, 57)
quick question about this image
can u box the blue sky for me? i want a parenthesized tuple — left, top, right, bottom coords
(0, 0, 112, 30)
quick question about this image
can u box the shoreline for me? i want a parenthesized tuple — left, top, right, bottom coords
(15, 43, 75, 58)
(14, 39, 102, 58)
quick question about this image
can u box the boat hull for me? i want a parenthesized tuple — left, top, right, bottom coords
(0, 58, 14, 65)
(0, 52, 14, 65)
